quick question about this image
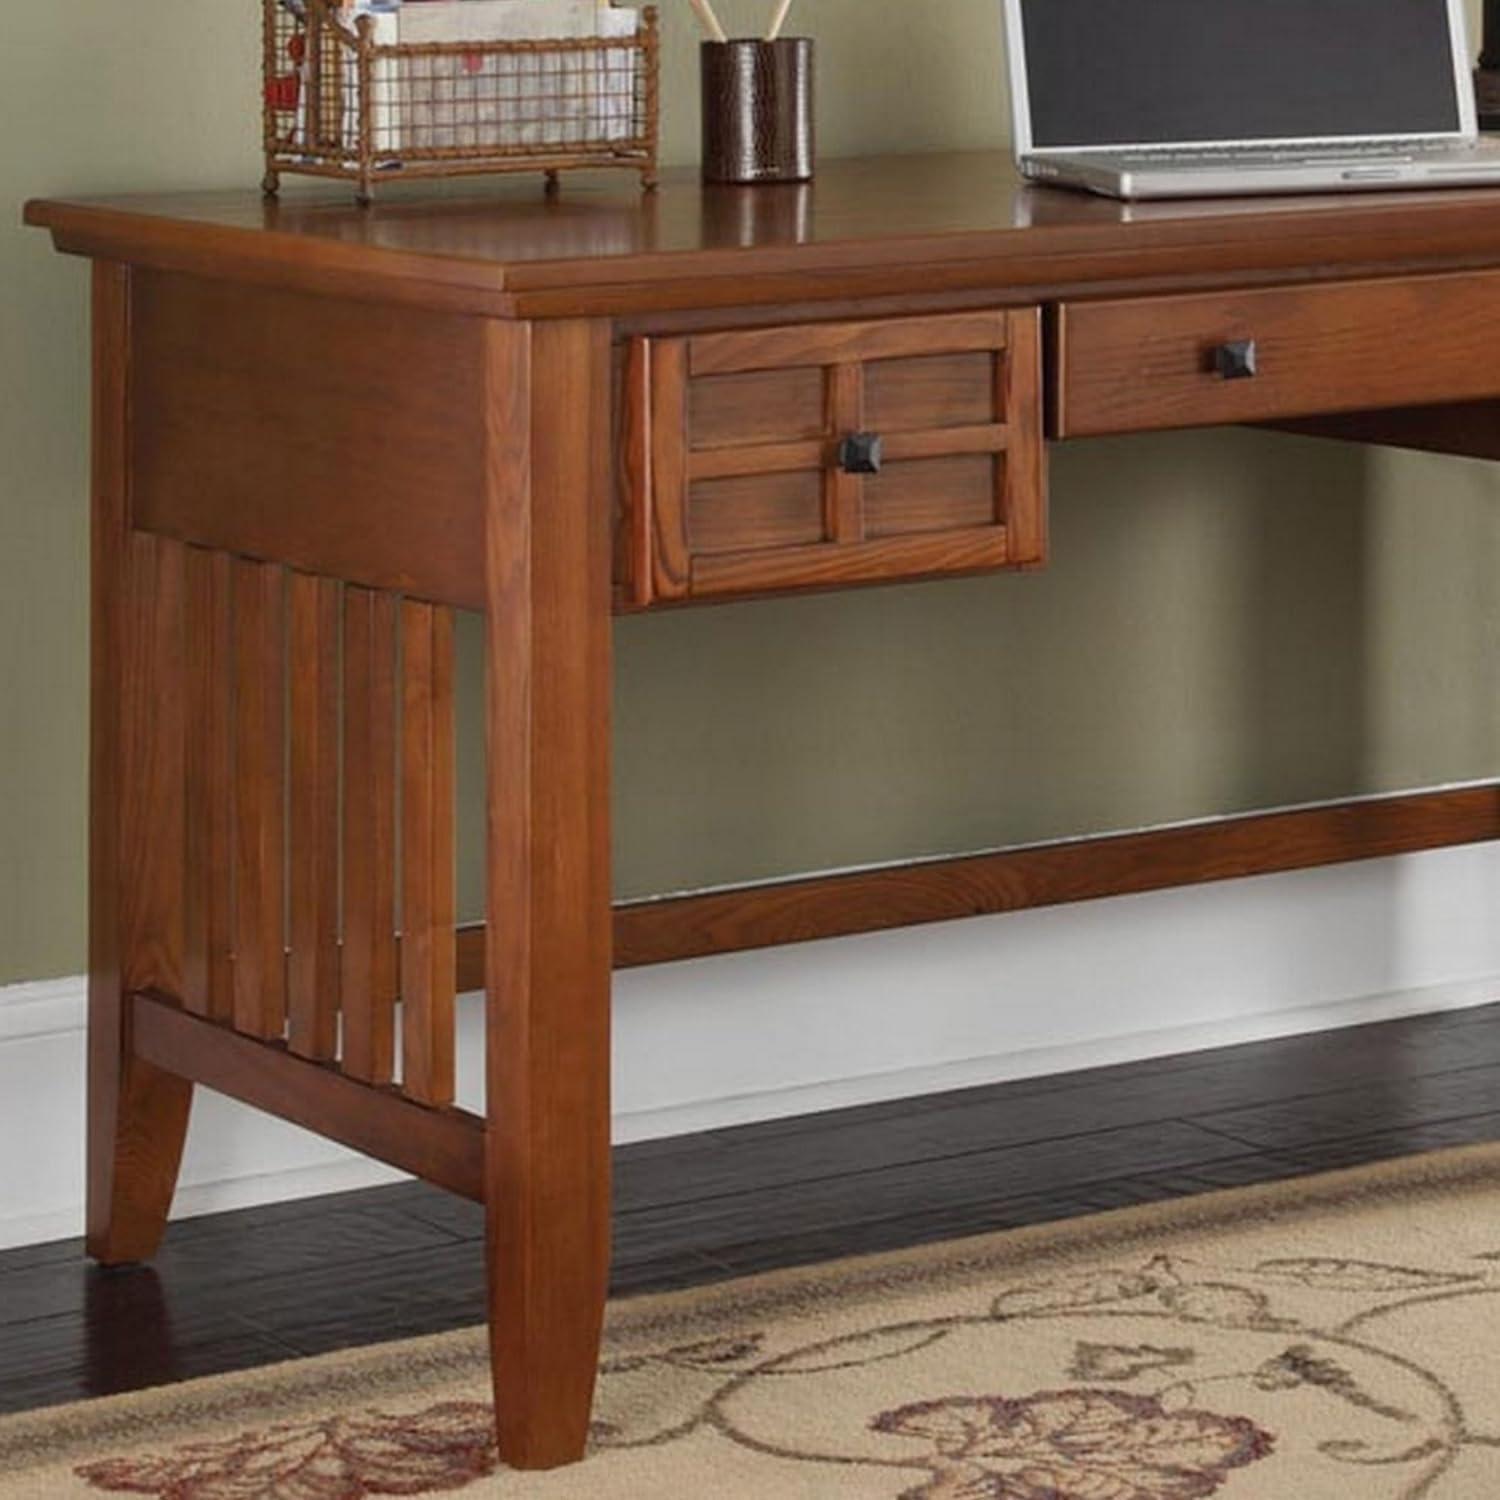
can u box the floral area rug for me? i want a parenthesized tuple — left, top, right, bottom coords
(9, 1144, 1500, 1497)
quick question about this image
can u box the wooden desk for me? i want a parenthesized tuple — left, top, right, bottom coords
(26, 152, 1500, 1469)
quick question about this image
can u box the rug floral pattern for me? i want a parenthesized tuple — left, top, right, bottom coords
(68, 1238, 1500, 1498)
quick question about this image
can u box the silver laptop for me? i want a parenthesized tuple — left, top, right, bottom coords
(1004, 0, 1500, 200)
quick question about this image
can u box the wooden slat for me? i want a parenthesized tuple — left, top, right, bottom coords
(647, 337, 691, 600)
(620, 337, 654, 607)
(689, 310, 1011, 376)
(131, 993, 484, 1202)
(182, 547, 234, 1021)
(826, 361, 863, 545)
(690, 525, 1009, 598)
(400, 599, 457, 1107)
(232, 558, 287, 1040)
(688, 437, 827, 482)
(884, 423, 1010, 462)
(341, 587, 399, 1084)
(120, 533, 188, 1002)
(288, 573, 341, 1060)
(1002, 308, 1047, 565)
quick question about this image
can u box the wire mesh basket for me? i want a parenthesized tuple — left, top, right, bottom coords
(263, 0, 659, 202)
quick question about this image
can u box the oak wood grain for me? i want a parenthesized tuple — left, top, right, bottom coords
(86, 263, 193, 1266)
(131, 994, 483, 1202)
(483, 318, 613, 1469)
(689, 471, 825, 555)
(400, 601, 457, 1109)
(182, 547, 234, 1023)
(827, 360, 863, 544)
(864, 455, 997, 539)
(41, 152, 1500, 1475)
(1002, 309, 1047, 567)
(646, 335, 692, 601)
(690, 365, 827, 447)
(688, 525, 1012, 595)
(864, 351, 998, 432)
(288, 573, 342, 1062)
(619, 337, 654, 609)
(340, 587, 399, 1086)
(612, 784, 1500, 967)
(40, 158, 1500, 320)
(629, 307, 1045, 602)
(231, 559, 288, 1042)
(129, 270, 488, 609)
(1055, 269, 1500, 436)
(689, 310, 1013, 376)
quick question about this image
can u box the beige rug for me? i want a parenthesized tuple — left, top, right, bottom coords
(9, 1146, 1500, 1498)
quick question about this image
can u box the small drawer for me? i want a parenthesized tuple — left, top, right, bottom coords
(621, 310, 1046, 604)
(1054, 270, 1500, 438)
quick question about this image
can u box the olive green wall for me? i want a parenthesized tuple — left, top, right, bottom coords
(6, 0, 1500, 980)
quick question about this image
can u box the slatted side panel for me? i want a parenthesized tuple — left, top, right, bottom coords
(400, 601, 458, 1107)
(341, 586, 399, 1085)
(143, 544, 459, 1106)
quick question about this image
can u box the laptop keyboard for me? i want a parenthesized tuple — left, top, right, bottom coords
(1108, 139, 1472, 168)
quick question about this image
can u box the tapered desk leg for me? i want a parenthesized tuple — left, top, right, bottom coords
(482, 318, 613, 1469)
(87, 262, 192, 1264)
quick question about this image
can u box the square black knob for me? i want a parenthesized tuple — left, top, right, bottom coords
(1213, 339, 1258, 381)
(838, 432, 883, 474)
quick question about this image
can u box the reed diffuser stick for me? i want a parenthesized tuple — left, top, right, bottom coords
(764, 0, 795, 40)
(688, 0, 728, 43)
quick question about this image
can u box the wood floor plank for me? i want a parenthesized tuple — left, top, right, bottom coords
(1269, 1108, 1500, 1174)
(609, 1120, 1249, 1262)
(1189, 1061, 1500, 1149)
(4, 1001, 1500, 1414)
(0, 1203, 469, 1330)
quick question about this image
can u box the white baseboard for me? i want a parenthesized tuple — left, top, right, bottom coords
(5, 839, 1500, 1251)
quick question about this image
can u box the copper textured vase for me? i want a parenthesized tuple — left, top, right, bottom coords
(701, 39, 814, 184)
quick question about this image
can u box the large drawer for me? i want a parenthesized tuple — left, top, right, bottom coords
(1053, 270, 1500, 438)
(619, 309, 1047, 605)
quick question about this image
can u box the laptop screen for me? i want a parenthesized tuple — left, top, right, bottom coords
(1019, 0, 1463, 149)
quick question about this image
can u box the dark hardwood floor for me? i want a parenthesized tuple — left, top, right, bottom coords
(6, 999, 1500, 1415)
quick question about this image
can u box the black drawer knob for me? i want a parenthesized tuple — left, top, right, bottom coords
(1213, 339, 1258, 381)
(838, 432, 883, 474)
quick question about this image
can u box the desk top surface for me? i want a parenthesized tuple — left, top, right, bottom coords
(28, 151, 1500, 317)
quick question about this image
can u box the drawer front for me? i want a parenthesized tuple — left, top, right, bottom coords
(1055, 270, 1500, 438)
(623, 310, 1046, 604)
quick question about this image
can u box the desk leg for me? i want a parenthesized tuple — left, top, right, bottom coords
(482, 319, 613, 1469)
(87, 262, 193, 1264)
